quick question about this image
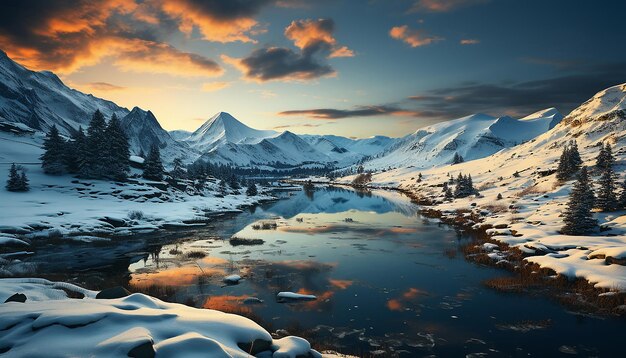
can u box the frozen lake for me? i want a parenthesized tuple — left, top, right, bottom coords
(17, 186, 626, 356)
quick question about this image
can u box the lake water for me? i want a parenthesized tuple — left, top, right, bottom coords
(17, 187, 626, 356)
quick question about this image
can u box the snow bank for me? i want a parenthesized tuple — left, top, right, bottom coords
(0, 278, 329, 357)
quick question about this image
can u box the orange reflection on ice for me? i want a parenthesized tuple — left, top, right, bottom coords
(203, 295, 251, 314)
(329, 279, 353, 290)
(130, 265, 225, 287)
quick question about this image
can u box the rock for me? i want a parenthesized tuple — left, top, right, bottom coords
(4, 293, 26, 303)
(96, 286, 131, 299)
(99, 216, 127, 228)
(237, 339, 272, 355)
(128, 341, 155, 358)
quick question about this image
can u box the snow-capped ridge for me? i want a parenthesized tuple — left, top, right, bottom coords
(564, 83, 626, 125)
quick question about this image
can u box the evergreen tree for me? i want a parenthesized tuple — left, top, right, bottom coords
(556, 146, 573, 181)
(497, 193, 503, 200)
(452, 152, 464, 164)
(569, 140, 582, 169)
(595, 158, 618, 212)
(6, 164, 29, 192)
(40, 125, 66, 175)
(444, 187, 454, 200)
(81, 110, 108, 178)
(65, 127, 86, 174)
(218, 179, 228, 196)
(6, 163, 21, 191)
(561, 167, 597, 235)
(170, 158, 186, 180)
(104, 114, 130, 181)
(246, 182, 258, 196)
(19, 171, 29, 191)
(595, 142, 614, 172)
(619, 177, 626, 209)
(229, 174, 240, 189)
(142, 144, 164, 181)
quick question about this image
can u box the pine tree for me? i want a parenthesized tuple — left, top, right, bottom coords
(569, 140, 582, 169)
(81, 110, 108, 178)
(6, 163, 21, 191)
(619, 177, 626, 209)
(65, 127, 86, 174)
(170, 158, 186, 180)
(596, 167, 618, 211)
(452, 152, 464, 164)
(556, 145, 573, 181)
(40, 125, 66, 175)
(19, 171, 29, 191)
(561, 167, 597, 235)
(246, 182, 258, 196)
(104, 114, 130, 181)
(218, 179, 228, 196)
(595, 142, 614, 172)
(444, 187, 454, 200)
(229, 174, 240, 189)
(497, 193, 503, 200)
(142, 144, 164, 181)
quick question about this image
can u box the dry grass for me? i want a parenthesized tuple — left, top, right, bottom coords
(514, 185, 546, 198)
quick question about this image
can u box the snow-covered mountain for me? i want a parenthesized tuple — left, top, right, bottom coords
(0, 50, 192, 162)
(198, 130, 333, 168)
(363, 109, 563, 170)
(182, 112, 277, 152)
(120, 107, 195, 160)
(300, 134, 398, 166)
(0, 50, 129, 134)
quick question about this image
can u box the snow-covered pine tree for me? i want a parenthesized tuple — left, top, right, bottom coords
(561, 167, 597, 235)
(595, 142, 614, 172)
(619, 177, 626, 209)
(556, 145, 572, 181)
(229, 174, 240, 189)
(569, 140, 582, 169)
(40, 125, 66, 175)
(104, 114, 130, 181)
(81, 110, 108, 178)
(6, 163, 21, 191)
(218, 179, 227, 196)
(452, 152, 464, 164)
(142, 144, 164, 181)
(64, 127, 86, 174)
(246, 182, 258, 196)
(19, 171, 29, 191)
(595, 159, 618, 212)
(170, 158, 186, 180)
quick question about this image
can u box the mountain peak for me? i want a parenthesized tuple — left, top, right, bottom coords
(564, 83, 626, 125)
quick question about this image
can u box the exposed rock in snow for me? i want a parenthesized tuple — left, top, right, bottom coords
(277, 292, 317, 302)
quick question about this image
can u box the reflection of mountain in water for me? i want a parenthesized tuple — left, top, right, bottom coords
(262, 186, 418, 219)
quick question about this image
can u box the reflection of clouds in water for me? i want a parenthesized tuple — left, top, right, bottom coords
(278, 223, 418, 237)
(203, 294, 252, 314)
(386, 287, 429, 312)
(130, 256, 230, 287)
(329, 279, 353, 290)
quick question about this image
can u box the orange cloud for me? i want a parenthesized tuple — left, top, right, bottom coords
(202, 82, 231, 92)
(284, 19, 354, 58)
(390, 25, 443, 48)
(160, 0, 261, 43)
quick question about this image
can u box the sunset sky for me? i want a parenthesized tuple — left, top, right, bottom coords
(1, 0, 625, 137)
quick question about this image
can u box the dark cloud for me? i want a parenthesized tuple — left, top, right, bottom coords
(408, 64, 626, 118)
(226, 17, 352, 82)
(279, 105, 422, 119)
(408, 0, 489, 13)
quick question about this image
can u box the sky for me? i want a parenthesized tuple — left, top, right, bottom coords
(1, 0, 625, 138)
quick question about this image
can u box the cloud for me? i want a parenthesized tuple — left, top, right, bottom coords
(225, 17, 352, 82)
(460, 38, 480, 45)
(408, 64, 626, 119)
(389, 25, 442, 48)
(408, 0, 489, 13)
(0, 0, 223, 77)
(84, 82, 127, 91)
(278, 105, 421, 119)
(201, 81, 231, 92)
(284, 18, 354, 58)
(273, 123, 323, 129)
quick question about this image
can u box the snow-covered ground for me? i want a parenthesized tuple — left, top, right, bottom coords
(0, 278, 346, 357)
(339, 84, 626, 293)
(0, 130, 273, 253)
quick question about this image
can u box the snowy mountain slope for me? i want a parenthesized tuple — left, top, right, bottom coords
(347, 83, 626, 291)
(0, 50, 129, 135)
(120, 107, 196, 161)
(198, 130, 333, 168)
(300, 134, 398, 167)
(169, 129, 192, 141)
(364, 109, 563, 170)
(183, 112, 277, 152)
(564, 83, 626, 125)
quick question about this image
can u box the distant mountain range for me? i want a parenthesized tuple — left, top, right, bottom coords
(0, 49, 571, 171)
